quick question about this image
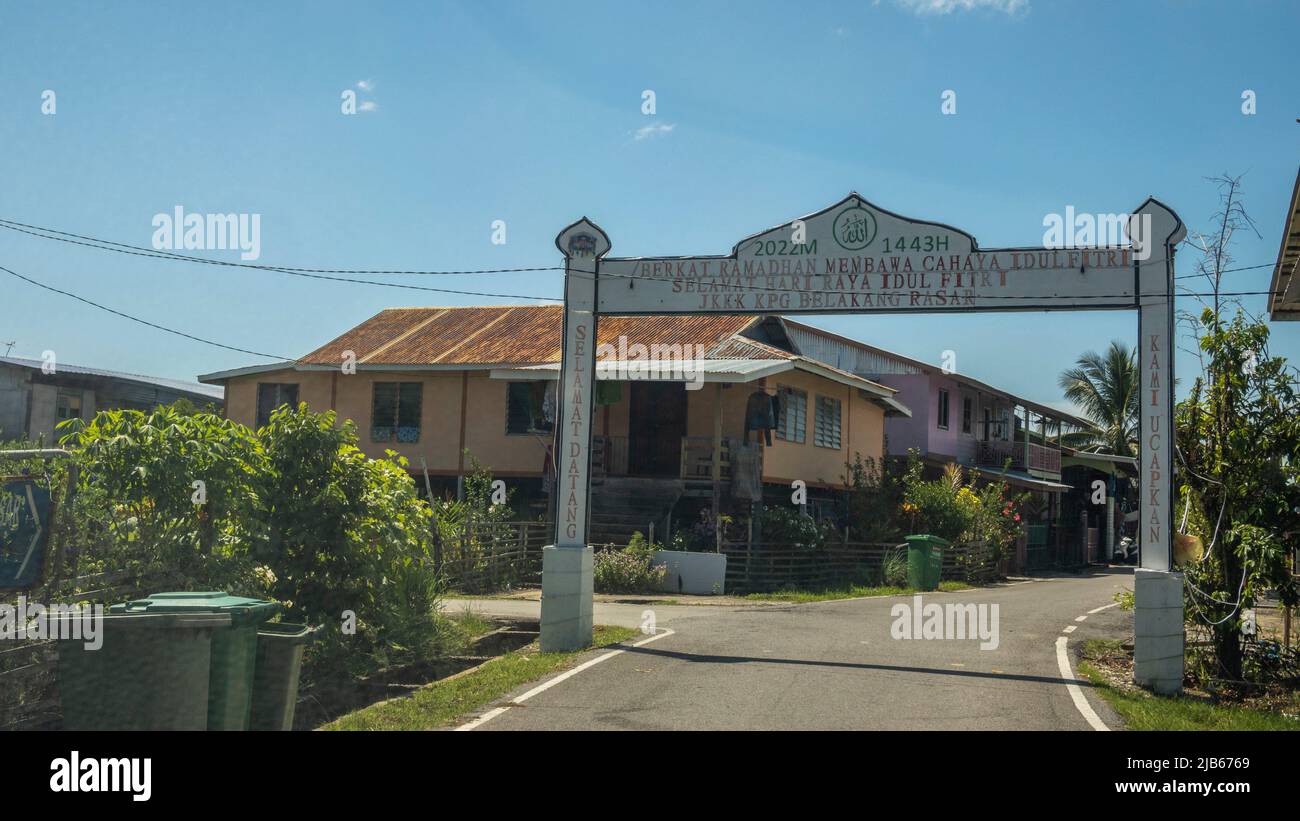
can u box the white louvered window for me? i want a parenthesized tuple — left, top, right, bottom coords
(814, 395, 842, 450)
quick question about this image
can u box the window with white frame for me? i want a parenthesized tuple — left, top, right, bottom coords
(937, 389, 950, 430)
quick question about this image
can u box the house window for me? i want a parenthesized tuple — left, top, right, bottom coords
(506, 381, 554, 435)
(1000, 408, 1011, 441)
(962, 396, 973, 434)
(937, 389, 950, 430)
(371, 382, 422, 443)
(775, 386, 806, 444)
(55, 391, 82, 422)
(256, 383, 299, 428)
(814, 395, 841, 450)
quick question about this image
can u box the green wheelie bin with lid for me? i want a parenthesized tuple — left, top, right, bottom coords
(904, 534, 948, 591)
(57, 609, 233, 731)
(109, 591, 281, 730)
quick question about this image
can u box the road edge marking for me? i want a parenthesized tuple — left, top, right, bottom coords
(1055, 635, 1110, 731)
(1087, 601, 1120, 615)
(454, 628, 676, 731)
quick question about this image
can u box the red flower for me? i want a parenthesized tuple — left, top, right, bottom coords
(1013, 513, 1021, 522)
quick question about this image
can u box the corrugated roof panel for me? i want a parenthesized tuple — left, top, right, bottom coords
(299, 308, 444, 365)
(297, 306, 757, 367)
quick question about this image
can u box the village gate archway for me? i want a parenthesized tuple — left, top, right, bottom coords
(545, 194, 1186, 694)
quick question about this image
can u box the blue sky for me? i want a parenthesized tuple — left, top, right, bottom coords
(0, 0, 1296, 413)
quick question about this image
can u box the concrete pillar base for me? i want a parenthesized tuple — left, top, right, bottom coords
(540, 545, 593, 652)
(1133, 568, 1184, 695)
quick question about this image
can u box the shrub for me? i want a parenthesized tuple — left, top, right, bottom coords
(594, 532, 667, 594)
(760, 505, 833, 550)
(882, 547, 909, 587)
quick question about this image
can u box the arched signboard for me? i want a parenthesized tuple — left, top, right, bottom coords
(546, 194, 1186, 694)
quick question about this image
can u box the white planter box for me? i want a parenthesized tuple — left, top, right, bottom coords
(651, 550, 726, 595)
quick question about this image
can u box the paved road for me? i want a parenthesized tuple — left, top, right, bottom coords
(453, 568, 1134, 730)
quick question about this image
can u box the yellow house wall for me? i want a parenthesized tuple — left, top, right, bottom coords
(219, 366, 889, 488)
(761, 369, 885, 489)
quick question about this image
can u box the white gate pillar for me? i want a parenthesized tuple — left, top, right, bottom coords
(540, 219, 609, 651)
(1132, 200, 1186, 694)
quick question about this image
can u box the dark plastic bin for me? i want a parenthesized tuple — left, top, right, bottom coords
(249, 623, 316, 731)
(57, 611, 233, 730)
(109, 592, 280, 730)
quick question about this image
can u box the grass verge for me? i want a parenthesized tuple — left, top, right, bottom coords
(322, 625, 640, 731)
(744, 579, 973, 603)
(1077, 639, 1298, 731)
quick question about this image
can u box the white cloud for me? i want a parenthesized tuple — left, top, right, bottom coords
(357, 79, 374, 91)
(894, 0, 1027, 14)
(358, 100, 378, 112)
(634, 121, 675, 141)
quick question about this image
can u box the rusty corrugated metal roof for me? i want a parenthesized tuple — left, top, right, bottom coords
(296, 306, 759, 366)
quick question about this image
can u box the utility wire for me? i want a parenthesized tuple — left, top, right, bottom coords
(0, 217, 563, 276)
(0, 262, 291, 359)
(0, 219, 562, 301)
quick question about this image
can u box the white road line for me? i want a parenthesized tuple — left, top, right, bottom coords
(454, 706, 509, 731)
(1074, 615, 1088, 622)
(1087, 602, 1120, 615)
(454, 628, 676, 731)
(1055, 636, 1109, 731)
(1062, 625, 1077, 634)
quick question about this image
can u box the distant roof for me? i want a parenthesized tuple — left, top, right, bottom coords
(781, 319, 1092, 428)
(295, 305, 758, 367)
(0, 356, 224, 400)
(1268, 164, 1300, 321)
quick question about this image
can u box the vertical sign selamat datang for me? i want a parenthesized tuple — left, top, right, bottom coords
(553, 222, 604, 548)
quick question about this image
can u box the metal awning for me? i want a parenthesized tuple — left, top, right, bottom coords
(1269, 165, 1300, 321)
(975, 468, 1073, 493)
(488, 358, 792, 383)
(489, 358, 912, 417)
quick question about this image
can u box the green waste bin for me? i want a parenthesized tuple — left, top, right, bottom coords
(109, 591, 281, 730)
(905, 534, 948, 591)
(249, 622, 316, 731)
(57, 611, 233, 730)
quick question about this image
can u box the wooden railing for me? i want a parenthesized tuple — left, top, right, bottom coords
(976, 440, 1061, 474)
(592, 435, 630, 476)
(679, 436, 733, 482)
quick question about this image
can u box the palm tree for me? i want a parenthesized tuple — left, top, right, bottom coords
(1057, 341, 1139, 457)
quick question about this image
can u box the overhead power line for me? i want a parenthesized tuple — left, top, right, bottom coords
(0, 217, 564, 276)
(0, 262, 291, 359)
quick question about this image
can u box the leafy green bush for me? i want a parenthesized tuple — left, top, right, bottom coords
(58, 403, 449, 678)
(760, 505, 833, 550)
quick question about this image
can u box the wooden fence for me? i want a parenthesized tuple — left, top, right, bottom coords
(438, 521, 546, 594)
(720, 540, 999, 594)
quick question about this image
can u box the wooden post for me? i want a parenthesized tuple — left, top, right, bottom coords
(712, 382, 723, 516)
